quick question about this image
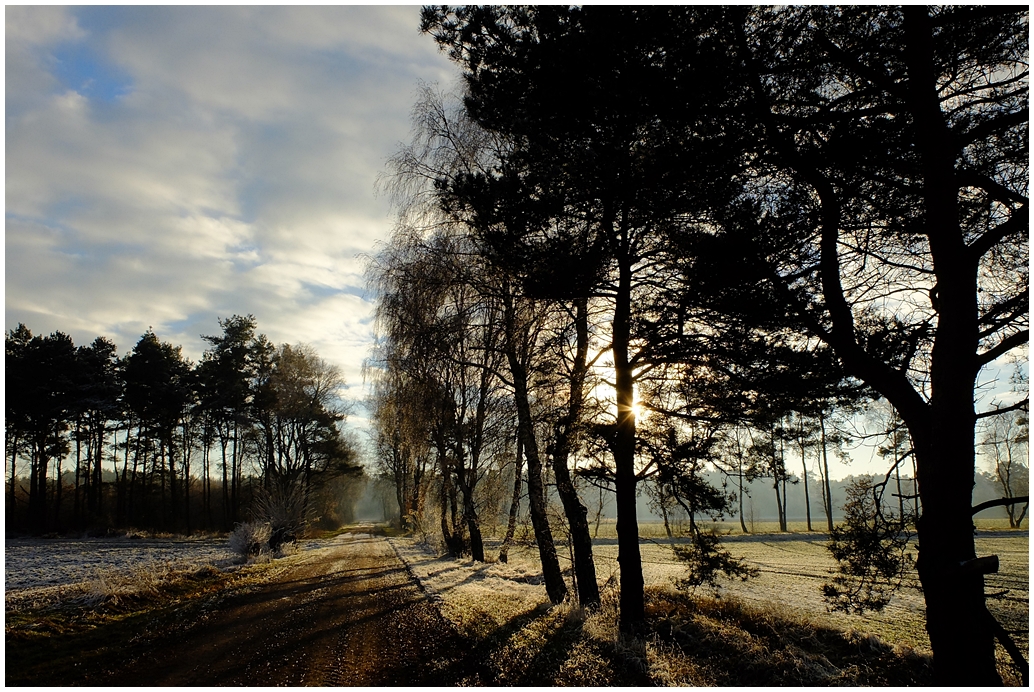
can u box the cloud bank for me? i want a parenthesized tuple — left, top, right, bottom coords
(6, 6, 458, 430)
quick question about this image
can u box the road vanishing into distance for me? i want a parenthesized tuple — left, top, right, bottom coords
(96, 528, 476, 685)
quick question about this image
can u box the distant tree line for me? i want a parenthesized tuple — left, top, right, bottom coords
(5, 315, 361, 535)
(365, 6, 1027, 685)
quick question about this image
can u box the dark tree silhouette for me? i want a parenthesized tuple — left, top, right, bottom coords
(422, 4, 749, 634)
(420, 5, 1026, 679)
(122, 330, 192, 529)
(647, 6, 1027, 684)
(7, 317, 358, 538)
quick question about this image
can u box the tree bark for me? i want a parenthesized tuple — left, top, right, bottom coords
(502, 293, 567, 604)
(550, 296, 601, 607)
(899, 8, 1001, 683)
(498, 435, 524, 564)
(613, 238, 644, 633)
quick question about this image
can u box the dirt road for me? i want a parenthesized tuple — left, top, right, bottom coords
(95, 528, 472, 686)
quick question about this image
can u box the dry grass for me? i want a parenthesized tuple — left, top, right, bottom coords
(645, 588, 933, 685)
(396, 526, 1028, 685)
(393, 538, 935, 685)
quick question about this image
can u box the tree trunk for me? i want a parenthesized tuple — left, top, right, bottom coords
(549, 296, 601, 607)
(464, 500, 485, 562)
(455, 444, 485, 562)
(798, 419, 812, 531)
(819, 415, 834, 532)
(912, 428, 1000, 685)
(505, 351, 567, 602)
(501, 289, 567, 603)
(53, 451, 63, 531)
(898, 9, 1001, 683)
(30, 436, 47, 530)
(499, 435, 524, 563)
(90, 422, 103, 517)
(613, 240, 644, 633)
(74, 422, 83, 525)
(231, 420, 239, 526)
(8, 433, 18, 512)
(736, 434, 748, 533)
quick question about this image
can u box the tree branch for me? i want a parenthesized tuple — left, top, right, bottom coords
(954, 108, 1030, 151)
(975, 397, 1029, 421)
(968, 207, 1028, 261)
(975, 329, 1029, 369)
(972, 495, 1030, 516)
(984, 608, 1030, 686)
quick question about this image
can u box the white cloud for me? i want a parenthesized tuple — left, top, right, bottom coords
(5, 6, 458, 439)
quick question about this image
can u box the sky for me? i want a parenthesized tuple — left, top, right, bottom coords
(6, 6, 458, 437)
(5, 7, 1024, 479)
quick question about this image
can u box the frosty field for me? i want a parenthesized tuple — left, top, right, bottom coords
(7, 525, 1027, 671)
(395, 525, 1029, 662)
(5, 537, 236, 592)
(5, 525, 1027, 685)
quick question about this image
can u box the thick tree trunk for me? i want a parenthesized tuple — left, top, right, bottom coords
(913, 428, 1000, 685)
(613, 244, 644, 633)
(899, 8, 1002, 684)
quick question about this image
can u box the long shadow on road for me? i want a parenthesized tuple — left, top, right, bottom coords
(84, 534, 478, 686)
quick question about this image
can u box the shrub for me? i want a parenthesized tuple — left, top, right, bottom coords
(672, 529, 759, 592)
(228, 521, 271, 559)
(253, 483, 309, 553)
(822, 477, 914, 613)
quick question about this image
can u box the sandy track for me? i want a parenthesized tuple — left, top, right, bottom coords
(94, 529, 467, 686)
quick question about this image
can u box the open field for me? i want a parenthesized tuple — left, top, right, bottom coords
(399, 523, 1028, 683)
(6, 525, 1027, 685)
(3, 533, 344, 614)
(579, 522, 1029, 654)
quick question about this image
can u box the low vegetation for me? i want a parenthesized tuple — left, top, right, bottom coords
(5, 533, 315, 685)
(392, 533, 945, 685)
(7, 525, 1026, 685)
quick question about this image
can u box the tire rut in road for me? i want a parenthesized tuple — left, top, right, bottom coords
(96, 533, 476, 686)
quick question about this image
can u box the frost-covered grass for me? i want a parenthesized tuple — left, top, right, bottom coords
(5, 536, 238, 612)
(5, 536, 236, 590)
(390, 528, 1028, 685)
(589, 523, 1028, 656)
(4, 529, 348, 616)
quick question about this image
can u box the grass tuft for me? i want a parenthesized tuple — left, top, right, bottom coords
(644, 587, 933, 685)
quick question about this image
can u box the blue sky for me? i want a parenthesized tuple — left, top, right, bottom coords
(6, 6, 457, 434)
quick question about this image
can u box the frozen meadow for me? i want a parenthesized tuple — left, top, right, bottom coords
(391, 527, 1028, 658)
(7, 525, 1026, 664)
(6, 537, 235, 591)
